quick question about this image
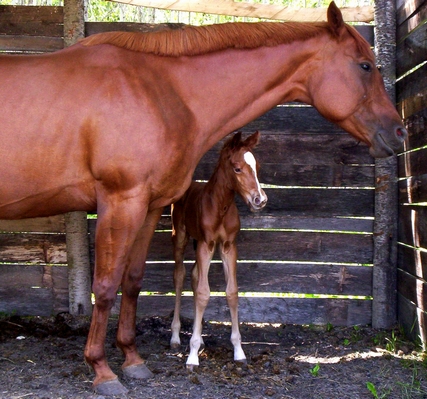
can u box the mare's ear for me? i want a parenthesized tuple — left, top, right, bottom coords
(229, 131, 243, 149)
(327, 1, 345, 38)
(244, 130, 260, 148)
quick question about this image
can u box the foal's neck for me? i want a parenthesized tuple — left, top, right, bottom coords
(204, 163, 235, 215)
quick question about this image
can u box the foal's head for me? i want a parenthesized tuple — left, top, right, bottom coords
(221, 131, 267, 212)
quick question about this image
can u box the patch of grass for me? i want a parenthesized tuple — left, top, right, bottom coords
(309, 363, 320, 377)
(397, 364, 427, 398)
(366, 382, 391, 399)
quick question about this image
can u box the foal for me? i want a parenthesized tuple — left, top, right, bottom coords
(170, 131, 267, 369)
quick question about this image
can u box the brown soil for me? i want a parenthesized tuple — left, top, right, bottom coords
(0, 313, 426, 399)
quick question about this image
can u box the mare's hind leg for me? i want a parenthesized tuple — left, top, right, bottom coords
(170, 203, 190, 350)
(220, 241, 246, 363)
(116, 207, 164, 380)
(84, 194, 150, 395)
(187, 240, 214, 370)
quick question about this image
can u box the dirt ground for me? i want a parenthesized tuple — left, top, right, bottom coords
(0, 313, 426, 399)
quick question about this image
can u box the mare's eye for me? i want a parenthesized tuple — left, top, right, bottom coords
(234, 168, 242, 174)
(360, 62, 372, 72)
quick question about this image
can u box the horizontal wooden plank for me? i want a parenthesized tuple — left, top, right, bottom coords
(0, 233, 67, 264)
(396, 0, 427, 38)
(399, 175, 427, 204)
(398, 205, 427, 249)
(0, 5, 63, 23)
(0, 287, 53, 316)
(256, 164, 373, 188)
(397, 269, 427, 312)
(397, 109, 427, 153)
(111, 294, 372, 326)
(0, 34, 63, 52)
(398, 147, 427, 178)
(239, 215, 373, 233)
(146, 230, 373, 264)
(199, 128, 373, 166)
(397, 0, 426, 25)
(93, 212, 373, 233)
(142, 262, 372, 296)
(103, 1, 374, 23)
(195, 133, 374, 187)
(0, 215, 65, 233)
(0, 263, 68, 289)
(86, 21, 184, 35)
(398, 243, 427, 279)
(0, 264, 68, 314)
(244, 106, 343, 134)
(258, 187, 374, 217)
(397, 293, 427, 346)
(396, 23, 427, 78)
(396, 63, 427, 119)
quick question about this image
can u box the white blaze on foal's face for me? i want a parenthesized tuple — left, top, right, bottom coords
(243, 151, 264, 198)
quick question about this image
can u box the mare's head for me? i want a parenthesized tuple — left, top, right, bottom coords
(306, 2, 407, 157)
(221, 131, 267, 212)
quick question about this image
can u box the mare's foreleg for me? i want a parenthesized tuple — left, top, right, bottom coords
(220, 241, 246, 363)
(117, 207, 164, 379)
(187, 240, 214, 370)
(84, 195, 150, 395)
(170, 211, 189, 350)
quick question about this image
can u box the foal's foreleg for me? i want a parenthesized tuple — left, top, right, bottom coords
(187, 240, 214, 370)
(117, 207, 163, 379)
(220, 241, 246, 363)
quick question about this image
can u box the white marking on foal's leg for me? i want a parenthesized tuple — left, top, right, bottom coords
(243, 151, 267, 202)
(231, 330, 246, 363)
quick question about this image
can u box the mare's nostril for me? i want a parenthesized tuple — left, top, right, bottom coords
(254, 196, 261, 206)
(396, 127, 408, 141)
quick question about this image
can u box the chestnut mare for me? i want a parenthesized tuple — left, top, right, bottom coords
(0, 2, 407, 395)
(170, 131, 267, 370)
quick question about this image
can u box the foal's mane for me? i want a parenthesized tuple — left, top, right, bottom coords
(80, 21, 332, 57)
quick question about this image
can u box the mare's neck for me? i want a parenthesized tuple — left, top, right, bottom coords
(177, 37, 322, 155)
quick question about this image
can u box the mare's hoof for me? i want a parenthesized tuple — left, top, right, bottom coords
(94, 378, 129, 396)
(235, 358, 247, 365)
(122, 363, 154, 379)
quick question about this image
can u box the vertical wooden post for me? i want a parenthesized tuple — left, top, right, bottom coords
(64, 0, 92, 316)
(372, 0, 398, 328)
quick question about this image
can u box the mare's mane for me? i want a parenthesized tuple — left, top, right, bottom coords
(80, 21, 332, 57)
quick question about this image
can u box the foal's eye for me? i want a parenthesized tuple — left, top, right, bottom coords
(234, 168, 242, 174)
(360, 62, 372, 72)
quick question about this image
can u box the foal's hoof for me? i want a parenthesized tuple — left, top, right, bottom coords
(170, 343, 181, 353)
(186, 363, 199, 373)
(122, 363, 154, 379)
(94, 378, 129, 396)
(235, 358, 248, 365)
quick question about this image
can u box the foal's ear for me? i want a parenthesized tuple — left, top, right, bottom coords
(243, 130, 260, 148)
(327, 1, 345, 38)
(229, 131, 243, 149)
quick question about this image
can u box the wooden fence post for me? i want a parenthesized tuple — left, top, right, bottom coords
(64, 0, 92, 316)
(372, 0, 398, 328)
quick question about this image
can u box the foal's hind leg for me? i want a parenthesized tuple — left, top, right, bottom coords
(187, 240, 215, 370)
(220, 241, 246, 363)
(170, 204, 190, 350)
(117, 207, 164, 380)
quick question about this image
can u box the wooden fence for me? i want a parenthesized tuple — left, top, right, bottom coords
(396, 0, 427, 345)
(0, 1, 422, 338)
